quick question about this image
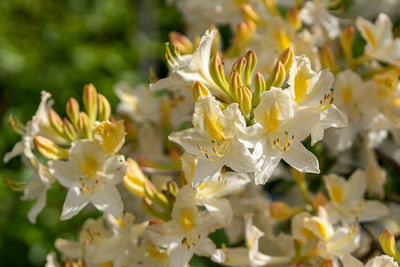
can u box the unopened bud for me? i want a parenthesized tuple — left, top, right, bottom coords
(379, 229, 400, 261)
(83, 84, 98, 122)
(33, 136, 69, 160)
(78, 112, 92, 139)
(97, 94, 111, 122)
(252, 72, 266, 107)
(232, 57, 247, 77)
(341, 26, 355, 68)
(237, 21, 256, 44)
(263, 0, 279, 16)
(8, 114, 25, 135)
(320, 260, 334, 267)
(321, 46, 339, 73)
(237, 85, 253, 117)
(144, 180, 170, 211)
(122, 158, 147, 197)
(63, 118, 78, 141)
(142, 197, 170, 221)
(244, 50, 257, 88)
(242, 4, 263, 25)
(287, 8, 302, 30)
(48, 109, 65, 137)
(278, 47, 294, 74)
(267, 61, 286, 89)
(192, 81, 211, 101)
(229, 71, 243, 101)
(66, 97, 79, 126)
(311, 192, 328, 210)
(269, 201, 298, 221)
(169, 31, 194, 55)
(209, 53, 230, 95)
(293, 239, 304, 262)
(166, 180, 178, 196)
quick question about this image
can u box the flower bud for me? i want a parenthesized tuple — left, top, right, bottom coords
(252, 72, 266, 107)
(97, 94, 111, 122)
(267, 61, 286, 89)
(209, 53, 230, 96)
(229, 70, 243, 101)
(320, 46, 339, 73)
(144, 180, 170, 211)
(78, 112, 92, 140)
(379, 229, 400, 261)
(311, 192, 328, 210)
(263, 0, 279, 16)
(63, 118, 78, 141)
(237, 85, 252, 117)
(66, 97, 79, 126)
(122, 158, 147, 197)
(241, 4, 263, 25)
(33, 136, 69, 160)
(169, 31, 194, 55)
(237, 21, 256, 45)
(83, 84, 98, 122)
(269, 201, 298, 221)
(192, 81, 211, 101)
(244, 50, 257, 88)
(142, 197, 170, 221)
(231, 56, 247, 77)
(278, 47, 294, 74)
(48, 109, 65, 137)
(166, 180, 178, 196)
(8, 114, 25, 135)
(340, 26, 355, 68)
(293, 239, 304, 262)
(287, 8, 302, 30)
(320, 260, 334, 267)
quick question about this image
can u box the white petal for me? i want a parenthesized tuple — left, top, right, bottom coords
(103, 155, 126, 185)
(48, 160, 80, 188)
(92, 185, 123, 218)
(192, 157, 225, 187)
(169, 128, 206, 155)
(27, 189, 47, 223)
(255, 155, 281, 185)
(4, 140, 24, 163)
(359, 200, 389, 222)
(282, 142, 319, 174)
(61, 187, 90, 220)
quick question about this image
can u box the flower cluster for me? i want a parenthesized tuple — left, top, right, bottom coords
(5, 0, 400, 266)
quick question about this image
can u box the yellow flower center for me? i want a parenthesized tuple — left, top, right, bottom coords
(330, 184, 343, 203)
(204, 112, 225, 140)
(262, 104, 281, 132)
(341, 87, 353, 103)
(293, 66, 311, 103)
(93, 121, 124, 154)
(80, 155, 98, 177)
(180, 208, 195, 230)
(147, 245, 166, 259)
(363, 26, 377, 48)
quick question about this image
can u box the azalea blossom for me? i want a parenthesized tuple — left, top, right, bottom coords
(49, 140, 126, 220)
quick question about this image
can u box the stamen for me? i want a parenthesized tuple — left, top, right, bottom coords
(197, 140, 228, 161)
(318, 88, 334, 112)
(165, 43, 177, 65)
(272, 132, 295, 153)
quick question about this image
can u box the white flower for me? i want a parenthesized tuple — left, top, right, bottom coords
(169, 96, 257, 186)
(247, 87, 320, 184)
(148, 185, 221, 267)
(365, 145, 387, 198)
(287, 55, 347, 145)
(324, 170, 389, 224)
(45, 252, 61, 267)
(212, 213, 290, 267)
(49, 140, 126, 220)
(114, 82, 160, 124)
(342, 253, 399, 267)
(301, 0, 341, 40)
(356, 13, 400, 67)
(21, 157, 55, 223)
(150, 29, 231, 102)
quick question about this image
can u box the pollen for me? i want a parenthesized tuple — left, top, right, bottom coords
(273, 132, 295, 153)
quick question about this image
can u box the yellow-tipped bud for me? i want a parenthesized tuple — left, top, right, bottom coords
(286, 8, 302, 30)
(269, 201, 298, 221)
(379, 229, 400, 261)
(263, 0, 279, 16)
(78, 112, 92, 140)
(192, 81, 211, 101)
(321, 46, 339, 73)
(97, 94, 111, 122)
(267, 61, 286, 89)
(252, 72, 266, 107)
(278, 47, 294, 74)
(229, 71, 243, 101)
(232, 56, 247, 77)
(241, 4, 263, 25)
(237, 85, 253, 117)
(244, 50, 257, 88)
(340, 26, 355, 68)
(66, 97, 80, 126)
(166, 180, 178, 196)
(63, 118, 78, 141)
(122, 158, 147, 197)
(48, 109, 65, 137)
(169, 31, 194, 55)
(144, 180, 170, 211)
(83, 84, 98, 122)
(93, 120, 125, 154)
(33, 136, 69, 160)
(237, 21, 256, 44)
(209, 53, 230, 95)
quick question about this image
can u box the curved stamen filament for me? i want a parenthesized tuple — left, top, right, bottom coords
(319, 88, 334, 112)
(197, 140, 228, 161)
(273, 132, 294, 153)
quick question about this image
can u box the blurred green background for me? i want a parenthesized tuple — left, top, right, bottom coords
(0, 0, 183, 265)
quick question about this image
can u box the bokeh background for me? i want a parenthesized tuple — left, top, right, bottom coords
(0, 0, 183, 265)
